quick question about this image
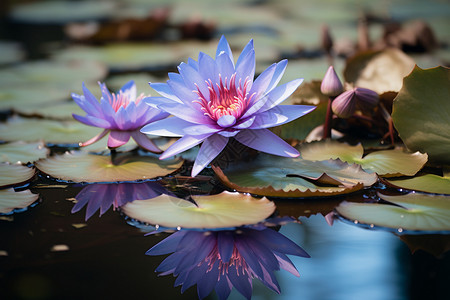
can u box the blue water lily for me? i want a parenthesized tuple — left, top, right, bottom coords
(141, 36, 315, 176)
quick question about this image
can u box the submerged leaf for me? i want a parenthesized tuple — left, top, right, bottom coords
(335, 192, 450, 232)
(0, 142, 49, 164)
(299, 140, 428, 176)
(0, 163, 35, 187)
(213, 153, 377, 197)
(35, 151, 183, 183)
(386, 174, 450, 195)
(121, 191, 275, 229)
(0, 189, 39, 214)
(0, 116, 102, 146)
(392, 66, 450, 164)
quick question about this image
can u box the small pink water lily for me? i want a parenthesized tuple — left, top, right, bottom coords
(141, 36, 315, 176)
(72, 81, 169, 152)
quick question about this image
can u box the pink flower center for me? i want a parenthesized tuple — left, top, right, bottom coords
(203, 243, 250, 277)
(108, 92, 145, 112)
(193, 73, 255, 123)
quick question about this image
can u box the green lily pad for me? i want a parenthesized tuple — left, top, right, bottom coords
(0, 163, 35, 188)
(14, 101, 84, 120)
(35, 151, 183, 183)
(335, 192, 450, 232)
(386, 174, 450, 195)
(344, 49, 416, 94)
(121, 191, 275, 229)
(53, 42, 214, 71)
(392, 66, 450, 164)
(10, 1, 117, 24)
(0, 60, 107, 90)
(0, 142, 49, 164)
(0, 188, 39, 214)
(0, 41, 25, 65)
(212, 153, 377, 198)
(299, 140, 428, 176)
(0, 86, 69, 112)
(0, 116, 102, 146)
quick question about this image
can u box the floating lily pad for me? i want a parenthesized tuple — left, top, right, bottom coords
(10, 1, 117, 24)
(344, 49, 415, 94)
(392, 66, 450, 164)
(14, 101, 84, 120)
(0, 117, 102, 146)
(0, 163, 35, 188)
(0, 86, 69, 112)
(0, 41, 25, 65)
(0, 188, 39, 214)
(386, 174, 450, 195)
(0, 142, 49, 164)
(335, 192, 450, 232)
(0, 60, 107, 90)
(35, 151, 183, 183)
(54, 42, 215, 71)
(212, 154, 377, 197)
(298, 140, 428, 176)
(121, 191, 275, 229)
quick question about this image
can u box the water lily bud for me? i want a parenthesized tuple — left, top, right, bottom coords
(321, 66, 344, 97)
(332, 89, 356, 118)
(354, 87, 379, 111)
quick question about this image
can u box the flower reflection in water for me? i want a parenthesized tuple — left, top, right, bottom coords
(72, 181, 170, 220)
(147, 222, 310, 300)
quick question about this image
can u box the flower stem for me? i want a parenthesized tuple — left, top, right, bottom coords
(110, 149, 118, 165)
(322, 97, 334, 139)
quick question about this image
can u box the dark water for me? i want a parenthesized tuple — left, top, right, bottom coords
(1, 182, 449, 300)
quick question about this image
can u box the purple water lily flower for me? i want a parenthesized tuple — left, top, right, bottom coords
(72, 80, 170, 152)
(72, 182, 170, 220)
(141, 36, 315, 176)
(147, 227, 310, 300)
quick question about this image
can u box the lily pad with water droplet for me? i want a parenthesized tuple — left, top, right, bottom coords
(0, 116, 102, 146)
(299, 140, 428, 176)
(0, 142, 49, 164)
(0, 188, 39, 214)
(386, 174, 450, 195)
(0, 163, 35, 188)
(335, 192, 450, 232)
(121, 191, 275, 229)
(212, 153, 377, 198)
(35, 151, 183, 183)
(392, 66, 450, 164)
